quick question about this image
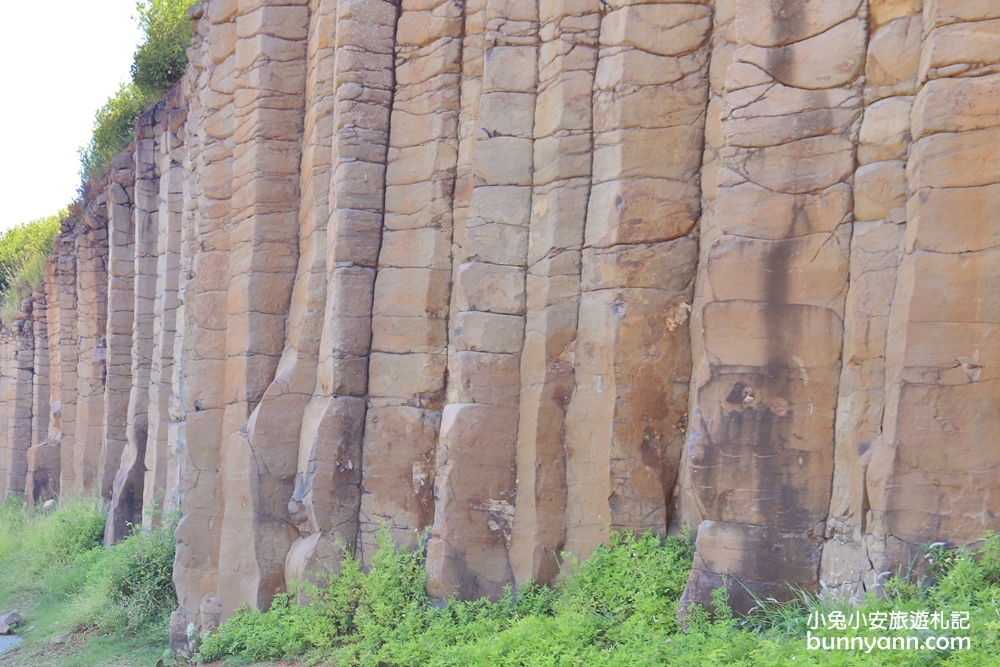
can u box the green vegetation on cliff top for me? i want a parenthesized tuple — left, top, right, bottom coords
(0, 0, 199, 324)
(78, 0, 199, 184)
(0, 211, 62, 325)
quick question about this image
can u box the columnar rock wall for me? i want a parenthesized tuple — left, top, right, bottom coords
(2, 0, 999, 625)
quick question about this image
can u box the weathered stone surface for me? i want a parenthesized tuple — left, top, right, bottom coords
(14, 0, 1000, 630)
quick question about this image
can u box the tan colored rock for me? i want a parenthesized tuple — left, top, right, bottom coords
(919, 17, 1000, 81)
(854, 161, 906, 222)
(736, 19, 866, 91)
(735, 0, 862, 47)
(865, 17, 920, 91)
(16, 0, 1000, 629)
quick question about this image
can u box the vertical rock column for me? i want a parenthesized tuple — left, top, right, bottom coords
(286, 0, 398, 581)
(563, 0, 711, 557)
(356, 0, 462, 563)
(28, 288, 50, 469)
(0, 334, 13, 495)
(74, 197, 110, 494)
(264, 0, 338, 586)
(31, 291, 50, 447)
(821, 1, 919, 591)
(681, 0, 866, 612)
(3, 317, 34, 498)
(172, 1, 236, 623)
(56, 222, 79, 494)
(426, 0, 538, 600)
(26, 260, 61, 506)
(216, 0, 310, 614)
(104, 151, 140, 542)
(867, 1, 1000, 576)
(124, 109, 160, 532)
(145, 90, 187, 527)
(250, 0, 337, 586)
(671, 0, 734, 534)
(509, 0, 598, 585)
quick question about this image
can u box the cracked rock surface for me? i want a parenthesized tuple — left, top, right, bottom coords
(0, 0, 998, 625)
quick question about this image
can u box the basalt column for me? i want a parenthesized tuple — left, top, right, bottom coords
(822, 0, 918, 592)
(255, 0, 338, 588)
(144, 90, 187, 528)
(55, 222, 79, 494)
(2, 317, 34, 498)
(0, 333, 14, 495)
(73, 197, 110, 494)
(286, 0, 397, 581)
(23, 284, 51, 507)
(509, 0, 598, 586)
(866, 1, 1000, 579)
(216, 0, 310, 614)
(29, 288, 49, 469)
(356, 0, 462, 563)
(681, 0, 866, 612)
(123, 109, 161, 533)
(172, 2, 236, 623)
(426, 0, 538, 601)
(563, 0, 711, 558)
(102, 151, 138, 541)
(26, 261, 61, 506)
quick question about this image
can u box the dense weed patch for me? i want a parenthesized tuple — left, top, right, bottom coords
(0, 496, 176, 665)
(201, 529, 694, 666)
(203, 530, 1000, 667)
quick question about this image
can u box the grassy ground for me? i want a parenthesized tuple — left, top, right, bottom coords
(0, 497, 174, 667)
(199, 531, 1000, 667)
(0, 496, 997, 666)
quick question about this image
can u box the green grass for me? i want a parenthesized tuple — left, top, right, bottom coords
(0, 211, 62, 325)
(79, 0, 199, 184)
(1, 494, 995, 667)
(200, 530, 1000, 667)
(0, 496, 176, 667)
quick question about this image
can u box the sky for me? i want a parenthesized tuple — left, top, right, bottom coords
(0, 1, 143, 232)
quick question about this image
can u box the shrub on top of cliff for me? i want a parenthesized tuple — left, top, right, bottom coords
(132, 0, 198, 93)
(78, 83, 153, 185)
(0, 210, 62, 325)
(79, 0, 198, 184)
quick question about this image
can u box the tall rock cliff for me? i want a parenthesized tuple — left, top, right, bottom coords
(0, 0, 998, 625)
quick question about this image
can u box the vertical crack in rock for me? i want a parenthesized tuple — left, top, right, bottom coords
(357, 0, 464, 565)
(508, 0, 599, 587)
(678, 0, 866, 615)
(424, 0, 539, 601)
(172, 2, 235, 627)
(286, 0, 400, 587)
(865, 0, 1000, 590)
(216, 0, 313, 616)
(563, 0, 711, 562)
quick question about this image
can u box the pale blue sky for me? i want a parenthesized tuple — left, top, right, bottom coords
(0, 1, 143, 231)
